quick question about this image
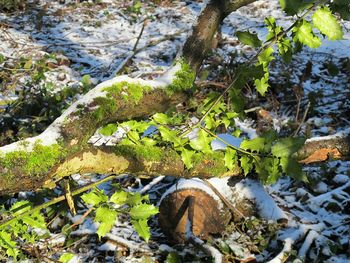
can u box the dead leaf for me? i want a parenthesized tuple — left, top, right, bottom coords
(299, 148, 342, 164)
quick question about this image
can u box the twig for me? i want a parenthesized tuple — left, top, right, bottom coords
(0, 175, 120, 229)
(139, 175, 165, 194)
(67, 207, 94, 230)
(203, 179, 245, 219)
(293, 102, 310, 137)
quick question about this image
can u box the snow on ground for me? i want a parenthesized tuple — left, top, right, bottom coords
(1, 0, 350, 262)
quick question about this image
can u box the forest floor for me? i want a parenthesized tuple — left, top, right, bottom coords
(0, 0, 350, 262)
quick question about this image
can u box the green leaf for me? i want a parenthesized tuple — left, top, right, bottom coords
(0, 231, 19, 259)
(110, 191, 128, 205)
(130, 203, 159, 220)
(240, 155, 253, 176)
(10, 200, 32, 216)
(81, 189, 108, 206)
(166, 251, 182, 263)
(131, 219, 151, 242)
(180, 148, 195, 169)
(158, 126, 186, 148)
(224, 148, 237, 170)
(22, 212, 46, 229)
(152, 113, 171, 125)
(279, 0, 313, 16)
(99, 123, 118, 136)
(271, 137, 306, 157)
(59, 252, 75, 263)
(280, 157, 304, 181)
(95, 206, 118, 238)
(312, 6, 343, 40)
(278, 38, 293, 63)
(266, 157, 281, 184)
(189, 129, 213, 153)
(126, 192, 149, 206)
(293, 20, 322, 48)
(235, 31, 262, 48)
(240, 137, 265, 152)
(257, 47, 275, 66)
(254, 73, 270, 96)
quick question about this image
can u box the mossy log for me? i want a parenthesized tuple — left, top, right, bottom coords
(1, 0, 350, 196)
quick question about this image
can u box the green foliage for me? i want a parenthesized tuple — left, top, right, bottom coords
(166, 59, 196, 94)
(81, 188, 158, 242)
(59, 253, 75, 263)
(293, 19, 322, 48)
(279, 0, 314, 16)
(312, 7, 343, 40)
(330, 0, 350, 20)
(99, 123, 118, 136)
(235, 31, 262, 48)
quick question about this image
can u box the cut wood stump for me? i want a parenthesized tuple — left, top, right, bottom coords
(158, 179, 232, 243)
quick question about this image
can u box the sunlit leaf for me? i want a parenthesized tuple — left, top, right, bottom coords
(312, 6, 343, 40)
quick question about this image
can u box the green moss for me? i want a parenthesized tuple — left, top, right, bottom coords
(192, 151, 228, 177)
(103, 81, 151, 105)
(166, 59, 196, 95)
(92, 97, 118, 121)
(113, 144, 164, 162)
(0, 142, 66, 177)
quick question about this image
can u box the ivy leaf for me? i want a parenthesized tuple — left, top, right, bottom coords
(81, 189, 108, 206)
(240, 137, 265, 152)
(257, 47, 275, 66)
(0, 231, 19, 259)
(95, 206, 118, 238)
(235, 31, 262, 48)
(130, 203, 159, 220)
(22, 212, 46, 229)
(126, 192, 148, 206)
(131, 219, 151, 242)
(110, 191, 128, 205)
(99, 123, 118, 136)
(266, 157, 281, 184)
(180, 148, 195, 169)
(59, 253, 75, 263)
(254, 73, 270, 96)
(240, 155, 253, 176)
(279, 0, 313, 16)
(152, 113, 171, 125)
(271, 137, 306, 157)
(224, 148, 237, 170)
(278, 38, 293, 63)
(158, 126, 186, 148)
(312, 6, 343, 40)
(189, 129, 213, 153)
(293, 20, 322, 48)
(280, 157, 304, 181)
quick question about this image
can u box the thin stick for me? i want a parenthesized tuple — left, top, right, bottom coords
(293, 102, 310, 137)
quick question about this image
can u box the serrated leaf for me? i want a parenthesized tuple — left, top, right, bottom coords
(95, 206, 117, 238)
(271, 137, 306, 157)
(0, 231, 19, 259)
(126, 192, 149, 206)
(240, 137, 265, 152)
(293, 20, 322, 48)
(279, 0, 313, 16)
(240, 155, 253, 176)
(81, 189, 108, 206)
(312, 6, 343, 40)
(132, 219, 151, 242)
(278, 38, 293, 63)
(110, 191, 128, 205)
(254, 73, 270, 96)
(266, 157, 281, 184)
(189, 129, 212, 153)
(152, 113, 171, 125)
(158, 126, 186, 148)
(99, 123, 118, 136)
(22, 212, 46, 229)
(235, 31, 262, 48)
(130, 203, 159, 220)
(224, 148, 237, 170)
(280, 157, 304, 181)
(180, 148, 195, 169)
(59, 252, 75, 263)
(257, 47, 275, 66)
